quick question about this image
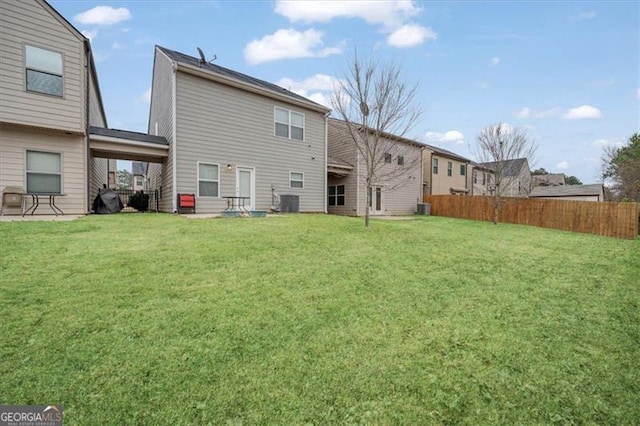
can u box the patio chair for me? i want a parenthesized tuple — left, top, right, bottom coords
(177, 193, 196, 214)
(1, 186, 25, 216)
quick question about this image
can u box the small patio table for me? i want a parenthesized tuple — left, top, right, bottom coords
(222, 196, 250, 212)
(23, 192, 66, 216)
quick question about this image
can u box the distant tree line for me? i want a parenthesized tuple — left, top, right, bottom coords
(602, 133, 640, 202)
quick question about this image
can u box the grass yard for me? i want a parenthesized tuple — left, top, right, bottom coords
(1, 214, 638, 424)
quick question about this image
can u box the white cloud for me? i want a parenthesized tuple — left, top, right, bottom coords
(562, 105, 602, 120)
(111, 41, 124, 50)
(274, 0, 421, 29)
(276, 74, 344, 109)
(81, 30, 98, 41)
(424, 130, 465, 145)
(387, 24, 437, 47)
(138, 87, 151, 104)
(74, 6, 131, 26)
(637, 88, 640, 100)
(556, 161, 569, 170)
(592, 138, 625, 148)
(274, 1, 432, 50)
(474, 81, 490, 89)
(588, 79, 615, 88)
(574, 11, 596, 20)
(244, 29, 343, 65)
(491, 57, 500, 66)
(514, 106, 562, 119)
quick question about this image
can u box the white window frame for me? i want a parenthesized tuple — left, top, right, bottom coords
(447, 161, 453, 177)
(25, 149, 63, 194)
(24, 44, 64, 97)
(197, 162, 220, 198)
(274, 107, 305, 141)
(289, 171, 304, 189)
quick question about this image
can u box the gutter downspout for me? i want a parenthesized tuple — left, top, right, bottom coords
(323, 112, 330, 214)
(420, 146, 425, 203)
(84, 40, 91, 213)
(171, 62, 178, 213)
(430, 152, 434, 195)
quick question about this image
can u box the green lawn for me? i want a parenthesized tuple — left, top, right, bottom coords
(1, 214, 638, 424)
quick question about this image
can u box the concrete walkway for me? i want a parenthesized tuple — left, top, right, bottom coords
(0, 214, 82, 222)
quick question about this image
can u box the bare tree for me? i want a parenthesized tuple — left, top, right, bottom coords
(474, 123, 537, 224)
(331, 51, 422, 227)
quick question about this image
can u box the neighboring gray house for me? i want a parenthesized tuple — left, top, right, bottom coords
(132, 161, 147, 191)
(147, 46, 331, 213)
(479, 158, 532, 197)
(530, 184, 605, 202)
(327, 118, 423, 216)
(468, 162, 495, 196)
(0, 0, 108, 214)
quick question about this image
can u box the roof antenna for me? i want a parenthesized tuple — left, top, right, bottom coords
(196, 47, 216, 65)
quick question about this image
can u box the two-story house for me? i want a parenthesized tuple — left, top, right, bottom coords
(327, 118, 423, 216)
(146, 46, 331, 213)
(423, 145, 471, 195)
(468, 162, 495, 196)
(478, 158, 531, 197)
(0, 0, 108, 214)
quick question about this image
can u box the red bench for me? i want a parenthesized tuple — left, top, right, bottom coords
(177, 193, 196, 214)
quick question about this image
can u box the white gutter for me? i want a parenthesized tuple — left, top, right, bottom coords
(324, 112, 329, 214)
(171, 63, 178, 213)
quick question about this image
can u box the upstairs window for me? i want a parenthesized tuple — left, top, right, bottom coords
(460, 164, 466, 176)
(275, 107, 304, 141)
(25, 45, 63, 97)
(384, 153, 392, 163)
(26, 150, 61, 193)
(447, 161, 453, 176)
(432, 158, 439, 174)
(398, 155, 405, 166)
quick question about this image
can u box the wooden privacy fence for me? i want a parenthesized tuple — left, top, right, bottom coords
(422, 195, 639, 239)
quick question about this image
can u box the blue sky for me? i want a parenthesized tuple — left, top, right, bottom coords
(51, 0, 639, 183)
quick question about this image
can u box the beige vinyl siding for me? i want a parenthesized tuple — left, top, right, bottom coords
(327, 121, 358, 215)
(426, 153, 469, 195)
(0, 0, 85, 133)
(468, 165, 494, 196)
(88, 69, 105, 128)
(89, 157, 108, 204)
(147, 49, 174, 212)
(174, 71, 326, 213)
(0, 125, 86, 214)
(354, 139, 422, 216)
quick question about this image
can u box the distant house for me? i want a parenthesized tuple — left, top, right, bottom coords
(327, 118, 423, 216)
(132, 161, 147, 191)
(532, 173, 565, 187)
(530, 184, 604, 202)
(468, 162, 495, 196)
(478, 158, 531, 197)
(147, 46, 331, 213)
(423, 145, 471, 195)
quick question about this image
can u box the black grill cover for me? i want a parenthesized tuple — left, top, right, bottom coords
(93, 188, 124, 214)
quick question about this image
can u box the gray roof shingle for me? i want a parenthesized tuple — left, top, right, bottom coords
(530, 184, 604, 198)
(479, 158, 528, 176)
